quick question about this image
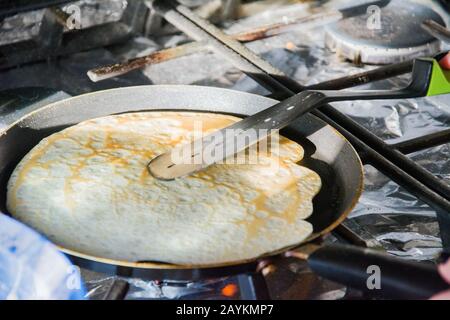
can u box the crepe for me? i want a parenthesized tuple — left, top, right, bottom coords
(7, 112, 321, 265)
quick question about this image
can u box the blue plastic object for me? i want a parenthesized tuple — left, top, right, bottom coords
(0, 214, 85, 300)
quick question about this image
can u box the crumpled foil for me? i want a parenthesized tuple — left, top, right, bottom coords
(1, 0, 450, 299)
(0, 0, 126, 46)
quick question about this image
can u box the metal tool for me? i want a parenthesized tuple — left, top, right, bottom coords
(148, 55, 450, 180)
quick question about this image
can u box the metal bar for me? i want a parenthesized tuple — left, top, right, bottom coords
(237, 273, 270, 300)
(312, 111, 450, 253)
(392, 129, 450, 154)
(338, 220, 384, 248)
(307, 61, 413, 90)
(422, 19, 450, 44)
(36, 7, 65, 50)
(144, 8, 164, 36)
(317, 104, 450, 202)
(88, 42, 203, 82)
(150, 0, 450, 252)
(437, 208, 450, 257)
(220, 0, 240, 20)
(151, 0, 302, 94)
(103, 279, 129, 300)
(120, 0, 148, 35)
(313, 111, 450, 214)
(232, 11, 342, 42)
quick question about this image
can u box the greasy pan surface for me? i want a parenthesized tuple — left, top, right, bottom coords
(0, 85, 363, 280)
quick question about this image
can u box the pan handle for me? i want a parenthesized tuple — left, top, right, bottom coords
(305, 244, 448, 299)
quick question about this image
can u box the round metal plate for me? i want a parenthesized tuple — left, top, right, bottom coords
(325, 0, 445, 64)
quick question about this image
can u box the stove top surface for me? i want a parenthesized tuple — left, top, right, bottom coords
(1, 0, 450, 300)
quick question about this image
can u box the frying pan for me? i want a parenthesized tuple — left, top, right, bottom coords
(0, 85, 447, 299)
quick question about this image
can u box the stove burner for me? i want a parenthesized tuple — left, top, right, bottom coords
(325, 0, 445, 64)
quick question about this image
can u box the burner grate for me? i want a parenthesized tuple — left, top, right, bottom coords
(134, 0, 450, 300)
(149, 0, 450, 252)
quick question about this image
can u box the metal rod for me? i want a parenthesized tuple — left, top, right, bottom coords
(151, 0, 303, 93)
(103, 279, 129, 300)
(422, 19, 450, 44)
(232, 11, 342, 42)
(220, 0, 240, 20)
(317, 104, 450, 202)
(313, 111, 450, 252)
(37, 7, 65, 50)
(392, 129, 450, 154)
(313, 111, 450, 213)
(307, 61, 413, 90)
(88, 42, 203, 82)
(237, 273, 270, 300)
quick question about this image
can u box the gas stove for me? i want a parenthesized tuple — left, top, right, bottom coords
(1, 0, 450, 300)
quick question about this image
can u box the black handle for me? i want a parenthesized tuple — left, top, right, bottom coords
(308, 244, 448, 300)
(317, 57, 436, 102)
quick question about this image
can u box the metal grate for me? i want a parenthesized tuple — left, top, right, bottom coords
(148, 0, 450, 255)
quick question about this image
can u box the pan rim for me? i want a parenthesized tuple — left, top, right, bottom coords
(1, 85, 364, 270)
(1, 85, 287, 135)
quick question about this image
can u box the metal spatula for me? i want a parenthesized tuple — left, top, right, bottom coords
(148, 53, 450, 180)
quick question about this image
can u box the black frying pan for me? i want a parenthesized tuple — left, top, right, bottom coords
(0, 85, 447, 299)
